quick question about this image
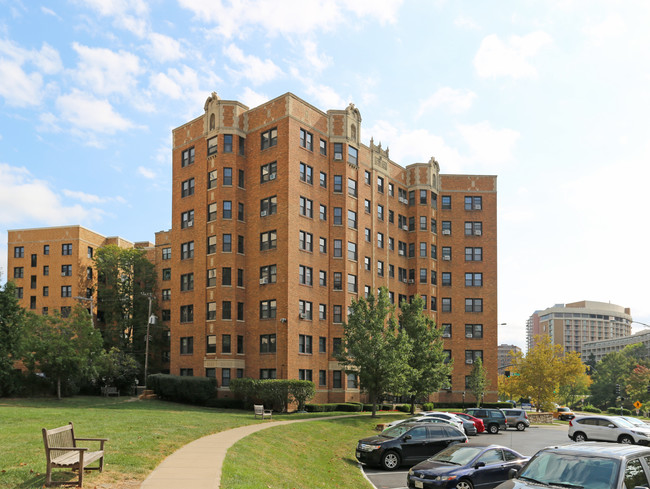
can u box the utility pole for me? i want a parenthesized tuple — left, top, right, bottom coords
(143, 294, 155, 390)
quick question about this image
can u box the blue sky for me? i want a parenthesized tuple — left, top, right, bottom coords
(1, 0, 649, 350)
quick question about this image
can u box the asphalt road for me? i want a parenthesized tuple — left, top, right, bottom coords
(362, 424, 571, 489)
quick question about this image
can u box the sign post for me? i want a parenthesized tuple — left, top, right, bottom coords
(634, 400, 642, 416)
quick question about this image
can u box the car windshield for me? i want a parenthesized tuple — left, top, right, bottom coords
(381, 425, 413, 438)
(519, 451, 619, 489)
(620, 417, 646, 427)
(558, 407, 570, 412)
(430, 445, 483, 466)
(614, 417, 635, 428)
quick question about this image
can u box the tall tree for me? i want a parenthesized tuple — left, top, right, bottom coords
(590, 343, 648, 408)
(625, 364, 650, 407)
(399, 295, 451, 414)
(467, 357, 489, 406)
(94, 245, 157, 372)
(498, 374, 521, 402)
(336, 287, 412, 417)
(0, 282, 26, 396)
(23, 306, 104, 399)
(557, 350, 591, 407)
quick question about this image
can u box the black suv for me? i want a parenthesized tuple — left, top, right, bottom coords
(355, 422, 467, 470)
(496, 442, 650, 489)
(465, 408, 508, 434)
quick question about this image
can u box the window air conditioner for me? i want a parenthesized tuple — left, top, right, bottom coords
(259, 278, 268, 285)
(474, 230, 482, 236)
(187, 220, 193, 227)
(398, 250, 405, 256)
(466, 333, 473, 338)
(269, 173, 276, 180)
(442, 255, 451, 261)
(408, 279, 415, 284)
(442, 230, 451, 235)
(403, 225, 408, 231)
(61, 272, 66, 277)
(334, 154, 342, 161)
(299, 313, 306, 319)
(261, 210, 267, 217)
(466, 359, 474, 364)
(442, 333, 451, 338)
(474, 204, 481, 210)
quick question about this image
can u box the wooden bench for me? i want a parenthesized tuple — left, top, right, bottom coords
(254, 404, 272, 419)
(101, 386, 119, 397)
(42, 422, 108, 487)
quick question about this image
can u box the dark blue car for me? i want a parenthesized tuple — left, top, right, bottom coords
(407, 444, 528, 489)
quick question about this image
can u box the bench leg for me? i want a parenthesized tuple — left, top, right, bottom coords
(45, 464, 52, 486)
(78, 452, 84, 487)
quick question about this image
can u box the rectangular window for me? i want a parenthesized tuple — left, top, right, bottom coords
(222, 234, 232, 252)
(465, 350, 483, 364)
(377, 232, 384, 249)
(319, 237, 327, 254)
(348, 242, 357, 261)
(348, 178, 357, 197)
(260, 161, 277, 183)
(299, 196, 313, 218)
(377, 261, 384, 277)
(180, 305, 194, 323)
(206, 335, 217, 354)
(260, 196, 277, 217)
(333, 371, 342, 388)
(299, 334, 313, 354)
(333, 272, 342, 291)
(13, 267, 23, 278)
(320, 171, 327, 187)
(182, 147, 195, 167)
(299, 230, 313, 251)
(43, 286, 49, 297)
(223, 201, 232, 219)
(61, 286, 72, 297)
(348, 210, 357, 229)
(162, 247, 171, 260)
(222, 334, 231, 353)
(333, 143, 343, 160)
(333, 175, 343, 192)
(319, 204, 327, 221)
(465, 221, 483, 236)
(348, 146, 358, 165)
(299, 369, 313, 381)
(180, 273, 194, 291)
(347, 274, 357, 293)
(442, 272, 451, 286)
(442, 324, 452, 338)
(260, 299, 277, 319)
(465, 247, 483, 262)
(260, 230, 277, 251)
(319, 370, 327, 386)
(237, 334, 244, 353)
(319, 270, 327, 286)
(239, 136, 245, 155)
(319, 304, 326, 320)
(181, 178, 195, 197)
(223, 168, 232, 186)
(333, 207, 342, 225)
(261, 128, 277, 150)
(260, 369, 277, 379)
(62, 243, 72, 255)
(238, 202, 244, 220)
(260, 334, 277, 353)
(333, 306, 342, 323)
(14, 246, 24, 258)
(43, 244, 49, 255)
(465, 298, 483, 312)
(442, 247, 452, 260)
(465, 196, 482, 210)
(222, 267, 232, 286)
(442, 298, 452, 312)
(299, 300, 312, 320)
(207, 236, 217, 255)
(181, 210, 194, 228)
(238, 169, 245, 188)
(465, 324, 483, 339)
(237, 302, 244, 321)
(180, 336, 194, 354)
(43, 265, 49, 276)
(333, 239, 342, 257)
(320, 139, 327, 155)
(299, 265, 313, 286)
(162, 289, 171, 301)
(181, 241, 194, 260)
(223, 134, 233, 153)
(222, 368, 231, 387)
(300, 162, 313, 184)
(377, 204, 384, 221)
(206, 302, 217, 320)
(260, 264, 277, 284)
(465, 273, 483, 287)
(300, 128, 313, 150)
(442, 195, 451, 209)
(207, 136, 218, 156)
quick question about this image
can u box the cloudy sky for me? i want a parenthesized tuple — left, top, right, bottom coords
(1, 0, 649, 349)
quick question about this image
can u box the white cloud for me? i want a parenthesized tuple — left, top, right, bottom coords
(224, 43, 282, 85)
(302, 39, 332, 73)
(454, 15, 479, 30)
(474, 32, 552, 79)
(138, 166, 156, 179)
(418, 87, 477, 116)
(344, 0, 403, 25)
(75, 0, 149, 37)
(239, 87, 269, 108)
(582, 14, 626, 47)
(147, 32, 185, 63)
(0, 163, 100, 226)
(41, 6, 62, 19)
(56, 89, 137, 135)
(62, 189, 126, 204)
(71, 43, 143, 97)
(457, 122, 519, 167)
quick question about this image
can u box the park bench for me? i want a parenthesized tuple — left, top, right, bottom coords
(254, 404, 272, 419)
(101, 386, 119, 397)
(42, 422, 108, 487)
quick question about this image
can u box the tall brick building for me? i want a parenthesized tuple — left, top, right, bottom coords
(168, 92, 498, 402)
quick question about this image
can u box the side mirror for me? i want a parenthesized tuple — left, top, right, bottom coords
(403, 435, 412, 441)
(608, 424, 616, 428)
(508, 468, 519, 479)
(474, 461, 486, 469)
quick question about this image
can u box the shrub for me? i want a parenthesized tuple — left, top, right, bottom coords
(582, 405, 601, 413)
(148, 374, 216, 405)
(607, 406, 631, 416)
(396, 404, 411, 413)
(422, 402, 435, 411)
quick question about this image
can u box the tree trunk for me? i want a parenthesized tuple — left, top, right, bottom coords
(370, 391, 377, 417)
(409, 394, 416, 415)
(56, 377, 62, 400)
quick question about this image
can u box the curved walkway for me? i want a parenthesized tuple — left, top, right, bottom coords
(139, 414, 368, 489)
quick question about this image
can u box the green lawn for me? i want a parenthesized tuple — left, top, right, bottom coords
(0, 396, 351, 488)
(221, 414, 401, 489)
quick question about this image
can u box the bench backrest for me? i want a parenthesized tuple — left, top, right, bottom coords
(43, 423, 76, 460)
(254, 404, 263, 414)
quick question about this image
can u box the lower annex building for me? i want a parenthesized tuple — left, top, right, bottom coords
(7, 91, 498, 404)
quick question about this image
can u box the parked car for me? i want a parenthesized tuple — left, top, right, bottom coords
(356, 422, 468, 470)
(384, 415, 464, 431)
(495, 442, 650, 489)
(453, 412, 486, 433)
(407, 444, 528, 489)
(553, 406, 575, 421)
(568, 415, 650, 444)
(465, 407, 508, 434)
(502, 409, 530, 431)
(420, 411, 466, 432)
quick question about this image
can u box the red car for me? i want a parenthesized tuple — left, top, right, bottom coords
(453, 412, 485, 433)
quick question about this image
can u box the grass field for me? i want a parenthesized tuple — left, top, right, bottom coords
(0, 396, 363, 488)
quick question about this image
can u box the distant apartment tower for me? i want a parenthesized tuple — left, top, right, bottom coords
(527, 300, 632, 355)
(168, 92, 498, 402)
(583, 329, 650, 363)
(497, 344, 521, 375)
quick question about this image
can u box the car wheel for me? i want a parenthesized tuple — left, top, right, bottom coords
(380, 450, 401, 470)
(456, 478, 474, 489)
(619, 435, 634, 444)
(516, 422, 526, 431)
(573, 432, 587, 442)
(488, 423, 499, 434)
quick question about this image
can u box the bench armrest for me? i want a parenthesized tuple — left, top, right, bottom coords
(75, 437, 109, 442)
(48, 446, 88, 452)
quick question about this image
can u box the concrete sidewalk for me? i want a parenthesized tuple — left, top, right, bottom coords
(139, 415, 363, 489)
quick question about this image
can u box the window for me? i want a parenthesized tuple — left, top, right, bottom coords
(300, 128, 313, 150)
(348, 274, 357, 293)
(180, 273, 194, 291)
(182, 147, 195, 167)
(442, 298, 452, 312)
(319, 304, 326, 320)
(299, 334, 313, 354)
(260, 334, 276, 353)
(419, 189, 427, 204)
(205, 302, 217, 320)
(180, 368, 193, 376)
(222, 368, 231, 387)
(181, 241, 194, 260)
(61, 286, 72, 297)
(442, 246, 452, 260)
(260, 196, 277, 216)
(207, 269, 217, 287)
(238, 169, 245, 188)
(348, 146, 358, 165)
(239, 136, 245, 155)
(222, 167, 232, 186)
(333, 143, 343, 160)
(333, 175, 343, 192)
(207, 236, 217, 254)
(260, 161, 277, 183)
(420, 216, 427, 231)
(299, 231, 313, 251)
(377, 232, 384, 249)
(300, 162, 313, 184)
(207, 136, 218, 156)
(222, 234, 232, 252)
(348, 210, 357, 229)
(222, 334, 231, 352)
(62, 243, 72, 255)
(299, 196, 313, 218)
(43, 245, 49, 255)
(43, 265, 49, 276)
(377, 261, 384, 277)
(162, 309, 171, 321)
(333, 239, 342, 257)
(320, 139, 327, 155)
(377, 204, 384, 220)
(238, 202, 244, 220)
(260, 264, 277, 284)
(465, 247, 483, 262)
(260, 230, 277, 251)
(43, 286, 48, 297)
(223, 134, 233, 153)
(162, 247, 171, 260)
(465, 298, 483, 312)
(260, 299, 277, 319)
(624, 458, 649, 488)
(208, 170, 218, 189)
(162, 289, 171, 301)
(442, 324, 452, 338)
(333, 306, 343, 324)
(465, 324, 483, 339)
(465, 350, 483, 364)
(348, 242, 357, 261)
(237, 334, 244, 352)
(419, 242, 427, 258)
(181, 178, 195, 197)
(319, 337, 327, 353)
(237, 269, 244, 287)
(348, 178, 357, 197)
(333, 207, 342, 225)
(409, 191, 415, 206)
(14, 246, 24, 258)
(180, 337, 193, 355)
(319, 237, 327, 254)
(298, 369, 313, 381)
(180, 305, 194, 323)
(465, 196, 482, 210)
(442, 272, 451, 286)
(237, 235, 245, 253)
(206, 335, 217, 354)
(319, 270, 327, 286)
(181, 210, 194, 228)
(299, 265, 313, 285)
(442, 195, 451, 209)
(261, 127, 277, 150)
(419, 268, 427, 284)
(13, 267, 23, 278)
(15, 287, 23, 299)
(389, 237, 394, 250)
(347, 373, 357, 388)
(319, 204, 327, 221)
(333, 272, 342, 290)
(86, 246, 93, 259)
(465, 273, 483, 287)
(222, 201, 232, 219)
(364, 199, 371, 213)
(441, 221, 451, 235)
(320, 171, 327, 187)
(222, 267, 232, 286)
(260, 369, 276, 379)
(465, 221, 483, 236)
(333, 371, 342, 388)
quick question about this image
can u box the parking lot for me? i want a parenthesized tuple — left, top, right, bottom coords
(362, 423, 570, 489)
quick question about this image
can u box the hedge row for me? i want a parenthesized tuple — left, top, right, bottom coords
(148, 374, 216, 405)
(229, 378, 314, 412)
(607, 406, 632, 415)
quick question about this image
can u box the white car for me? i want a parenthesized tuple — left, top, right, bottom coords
(419, 411, 466, 432)
(569, 415, 650, 444)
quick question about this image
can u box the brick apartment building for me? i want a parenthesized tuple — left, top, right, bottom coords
(167, 92, 498, 402)
(6, 91, 498, 403)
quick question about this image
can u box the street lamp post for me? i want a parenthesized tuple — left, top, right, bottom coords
(142, 294, 155, 390)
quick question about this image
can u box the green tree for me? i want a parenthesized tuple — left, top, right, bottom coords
(23, 306, 103, 399)
(590, 343, 648, 408)
(398, 295, 451, 414)
(557, 351, 591, 407)
(512, 335, 563, 411)
(0, 282, 26, 396)
(94, 245, 158, 374)
(337, 287, 412, 417)
(95, 347, 140, 394)
(467, 357, 489, 406)
(625, 364, 650, 406)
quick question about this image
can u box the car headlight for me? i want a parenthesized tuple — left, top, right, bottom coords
(358, 443, 382, 451)
(632, 431, 649, 437)
(435, 475, 457, 481)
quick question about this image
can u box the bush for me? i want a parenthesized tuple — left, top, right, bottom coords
(305, 403, 362, 412)
(582, 405, 601, 413)
(607, 406, 632, 416)
(229, 378, 315, 412)
(148, 374, 216, 405)
(396, 404, 411, 413)
(422, 402, 435, 411)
